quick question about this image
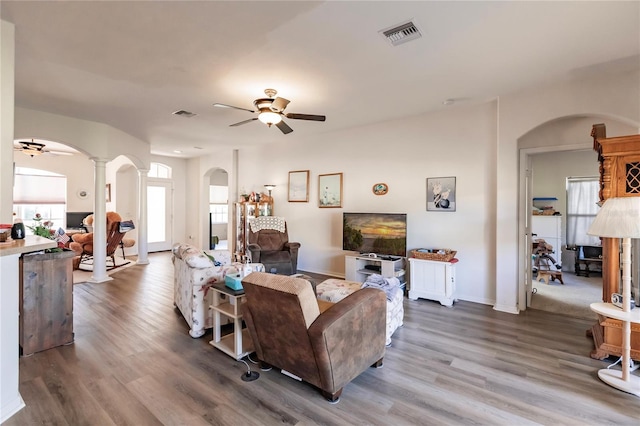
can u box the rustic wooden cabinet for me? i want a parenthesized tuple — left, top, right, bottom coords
(19, 249, 75, 356)
(589, 124, 640, 360)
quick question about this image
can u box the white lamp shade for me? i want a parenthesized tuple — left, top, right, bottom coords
(587, 197, 640, 238)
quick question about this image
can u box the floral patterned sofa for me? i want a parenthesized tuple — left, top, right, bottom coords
(172, 243, 243, 338)
(316, 278, 404, 346)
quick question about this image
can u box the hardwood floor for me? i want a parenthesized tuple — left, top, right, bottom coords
(6, 251, 638, 425)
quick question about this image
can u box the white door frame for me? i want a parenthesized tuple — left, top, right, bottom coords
(147, 178, 173, 252)
(517, 143, 591, 310)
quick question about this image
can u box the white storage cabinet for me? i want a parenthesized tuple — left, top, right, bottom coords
(408, 257, 456, 307)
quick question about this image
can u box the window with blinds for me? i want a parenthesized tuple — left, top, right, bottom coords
(13, 167, 67, 231)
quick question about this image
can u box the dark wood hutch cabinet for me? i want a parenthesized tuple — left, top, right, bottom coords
(589, 124, 640, 360)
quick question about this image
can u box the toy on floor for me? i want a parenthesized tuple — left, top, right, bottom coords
(533, 239, 564, 284)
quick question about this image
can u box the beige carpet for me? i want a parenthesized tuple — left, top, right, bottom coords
(73, 256, 136, 284)
(530, 271, 602, 320)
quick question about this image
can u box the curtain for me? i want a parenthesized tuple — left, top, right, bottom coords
(566, 178, 600, 246)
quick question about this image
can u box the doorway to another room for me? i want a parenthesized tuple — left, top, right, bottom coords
(527, 149, 602, 320)
(209, 169, 229, 251)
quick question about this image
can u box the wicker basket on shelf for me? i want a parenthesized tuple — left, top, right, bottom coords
(411, 249, 457, 262)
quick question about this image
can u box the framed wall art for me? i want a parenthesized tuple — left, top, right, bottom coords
(372, 183, 388, 196)
(106, 183, 112, 203)
(426, 177, 456, 212)
(318, 173, 343, 208)
(288, 170, 310, 202)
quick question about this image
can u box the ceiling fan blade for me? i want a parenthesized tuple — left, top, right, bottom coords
(213, 103, 255, 113)
(275, 120, 293, 134)
(270, 97, 290, 113)
(46, 150, 74, 156)
(229, 117, 258, 127)
(285, 113, 326, 122)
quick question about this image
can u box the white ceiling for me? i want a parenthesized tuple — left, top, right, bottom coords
(2, 1, 639, 158)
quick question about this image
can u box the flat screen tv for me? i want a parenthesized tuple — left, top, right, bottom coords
(343, 213, 407, 257)
(66, 211, 93, 230)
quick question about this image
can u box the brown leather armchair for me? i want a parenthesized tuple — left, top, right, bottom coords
(241, 272, 386, 402)
(247, 219, 300, 274)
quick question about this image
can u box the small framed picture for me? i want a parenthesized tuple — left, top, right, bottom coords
(319, 173, 343, 208)
(372, 183, 388, 196)
(288, 170, 310, 202)
(426, 177, 456, 211)
(106, 183, 112, 202)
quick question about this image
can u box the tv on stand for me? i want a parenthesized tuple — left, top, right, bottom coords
(66, 211, 93, 231)
(342, 212, 407, 258)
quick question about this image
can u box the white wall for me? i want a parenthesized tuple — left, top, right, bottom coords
(236, 101, 498, 306)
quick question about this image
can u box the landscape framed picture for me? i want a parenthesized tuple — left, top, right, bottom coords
(288, 170, 310, 202)
(426, 177, 456, 211)
(318, 173, 343, 208)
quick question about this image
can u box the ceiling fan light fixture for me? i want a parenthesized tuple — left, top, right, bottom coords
(258, 111, 282, 126)
(23, 149, 43, 157)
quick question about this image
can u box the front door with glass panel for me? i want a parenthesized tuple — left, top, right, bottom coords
(147, 180, 172, 252)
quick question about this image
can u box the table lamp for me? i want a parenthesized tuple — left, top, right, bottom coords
(587, 196, 640, 397)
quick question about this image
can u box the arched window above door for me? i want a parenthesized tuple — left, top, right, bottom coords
(149, 162, 171, 179)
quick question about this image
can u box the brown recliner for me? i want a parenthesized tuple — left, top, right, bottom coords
(247, 222, 300, 274)
(241, 272, 386, 402)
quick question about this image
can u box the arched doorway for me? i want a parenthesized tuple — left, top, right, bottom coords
(518, 115, 639, 317)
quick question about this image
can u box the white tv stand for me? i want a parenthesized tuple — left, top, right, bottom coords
(345, 254, 406, 283)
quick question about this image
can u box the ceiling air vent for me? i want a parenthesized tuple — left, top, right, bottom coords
(172, 110, 197, 118)
(380, 21, 421, 46)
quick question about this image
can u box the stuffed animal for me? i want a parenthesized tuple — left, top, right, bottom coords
(69, 211, 122, 255)
(259, 192, 273, 204)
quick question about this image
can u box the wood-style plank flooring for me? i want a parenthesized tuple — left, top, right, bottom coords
(5, 252, 639, 425)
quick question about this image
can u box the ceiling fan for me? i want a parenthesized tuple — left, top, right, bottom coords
(14, 140, 74, 157)
(213, 89, 326, 134)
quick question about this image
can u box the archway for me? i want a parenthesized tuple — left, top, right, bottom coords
(517, 115, 640, 315)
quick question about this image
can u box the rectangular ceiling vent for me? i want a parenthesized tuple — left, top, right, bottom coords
(172, 110, 197, 118)
(380, 21, 421, 46)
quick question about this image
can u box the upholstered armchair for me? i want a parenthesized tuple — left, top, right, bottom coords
(246, 216, 300, 274)
(172, 243, 243, 337)
(241, 272, 386, 402)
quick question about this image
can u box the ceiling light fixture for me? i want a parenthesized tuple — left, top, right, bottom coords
(258, 110, 282, 127)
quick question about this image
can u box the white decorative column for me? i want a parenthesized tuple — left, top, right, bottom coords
(0, 20, 23, 424)
(137, 168, 149, 264)
(89, 158, 111, 282)
(0, 20, 15, 223)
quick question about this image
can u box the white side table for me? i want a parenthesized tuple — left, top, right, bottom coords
(590, 302, 640, 396)
(209, 283, 253, 360)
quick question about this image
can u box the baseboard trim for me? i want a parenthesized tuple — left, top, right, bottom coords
(1, 394, 25, 424)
